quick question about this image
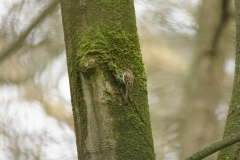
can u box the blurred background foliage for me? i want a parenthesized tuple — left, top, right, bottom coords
(0, 0, 236, 159)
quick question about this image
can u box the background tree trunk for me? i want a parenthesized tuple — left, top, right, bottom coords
(217, 0, 240, 159)
(180, 0, 230, 159)
(60, 0, 155, 159)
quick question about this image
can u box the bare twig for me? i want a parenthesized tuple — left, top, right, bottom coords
(185, 132, 240, 160)
(0, 0, 60, 64)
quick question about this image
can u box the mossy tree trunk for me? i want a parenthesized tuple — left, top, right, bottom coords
(60, 0, 155, 159)
(217, 0, 240, 159)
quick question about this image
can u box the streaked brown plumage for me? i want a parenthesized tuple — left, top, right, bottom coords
(123, 68, 134, 101)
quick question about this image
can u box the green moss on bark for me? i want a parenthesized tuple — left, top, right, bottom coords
(62, 0, 155, 159)
(77, 24, 155, 160)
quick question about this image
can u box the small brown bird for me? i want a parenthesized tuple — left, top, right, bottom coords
(123, 68, 134, 101)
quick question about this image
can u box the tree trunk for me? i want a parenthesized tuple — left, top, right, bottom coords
(60, 1, 155, 159)
(180, 0, 229, 159)
(217, 0, 240, 159)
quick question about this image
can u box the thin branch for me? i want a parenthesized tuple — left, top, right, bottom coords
(185, 132, 240, 160)
(0, 0, 60, 64)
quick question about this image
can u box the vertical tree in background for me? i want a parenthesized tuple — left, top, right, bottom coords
(181, 0, 230, 159)
(218, 0, 240, 159)
(60, 0, 155, 159)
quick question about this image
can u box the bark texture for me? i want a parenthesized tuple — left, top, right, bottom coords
(60, 0, 155, 159)
(217, 0, 240, 159)
(181, 0, 229, 159)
